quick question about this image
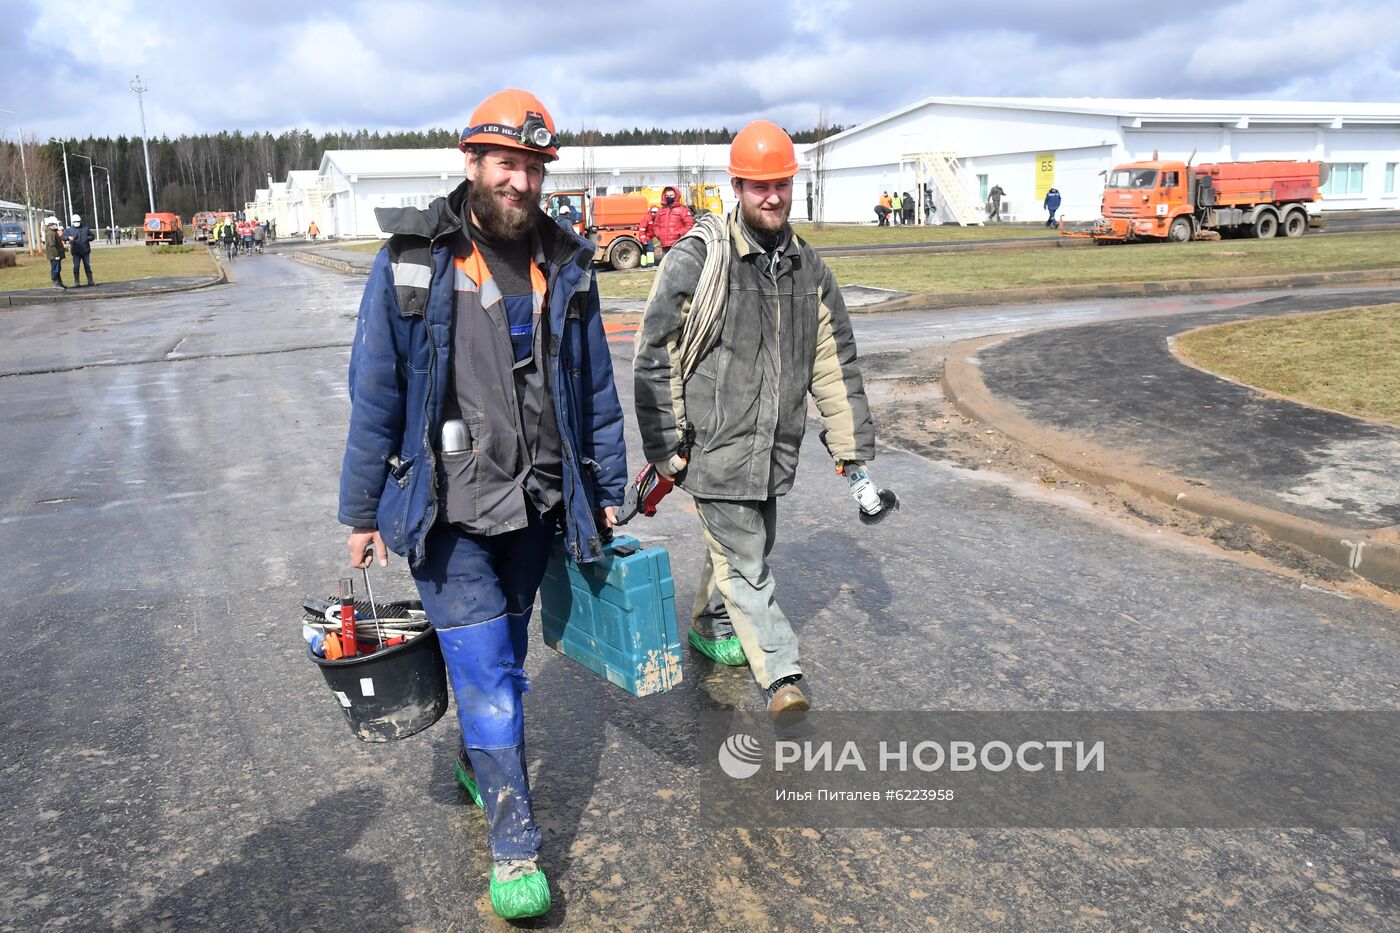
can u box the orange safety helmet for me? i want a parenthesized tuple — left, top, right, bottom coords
(728, 120, 799, 181)
(458, 88, 560, 162)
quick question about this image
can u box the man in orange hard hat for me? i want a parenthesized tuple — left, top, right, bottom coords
(634, 120, 878, 720)
(339, 88, 626, 921)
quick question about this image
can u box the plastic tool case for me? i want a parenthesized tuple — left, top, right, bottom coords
(540, 534, 682, 697)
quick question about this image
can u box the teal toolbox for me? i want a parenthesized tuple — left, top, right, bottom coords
(540, 534, 683, 697)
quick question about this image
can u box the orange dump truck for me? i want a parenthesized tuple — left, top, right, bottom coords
(143, 212, 185, 245)
(544, 189, 649, 270)
(1061, 159, 1325, 243)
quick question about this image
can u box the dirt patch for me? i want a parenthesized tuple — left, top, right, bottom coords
(861, 346, 1399, 610)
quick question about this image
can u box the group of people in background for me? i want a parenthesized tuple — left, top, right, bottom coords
(43, 214, 96, 289)
(874, 189, 925, 225)
(211, 216, 273, 257)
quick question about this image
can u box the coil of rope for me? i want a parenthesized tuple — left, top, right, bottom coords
(674, 211, 730, 382)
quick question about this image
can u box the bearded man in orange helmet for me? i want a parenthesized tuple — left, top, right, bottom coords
(339, 88, 627, 920)
(634, 121, 877, 720)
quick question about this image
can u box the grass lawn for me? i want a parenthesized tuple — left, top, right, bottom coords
(597, 231, 1400, 302)
(1174, 304, 1400, 426)
(0, 244, 218, 291)
(823, 231, 1400, 295)
(336, 240, 386, 255)
(792, 222, 1057, 246)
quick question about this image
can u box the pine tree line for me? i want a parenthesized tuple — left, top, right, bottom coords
(0, 125, 843, 224)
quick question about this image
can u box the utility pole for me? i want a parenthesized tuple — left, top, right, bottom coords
(48, 136, 74, 222)
(130, 75, 156, 212)
(0, 109, 37, 250)
(73, 152, 99, 229)
(95, 165, 117, 243)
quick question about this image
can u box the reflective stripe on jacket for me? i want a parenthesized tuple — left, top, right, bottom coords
(338, 179, 627, 565)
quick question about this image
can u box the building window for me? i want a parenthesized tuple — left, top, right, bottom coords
(1321, 163, 1365, 196)
(1387, 163, 1396, 194)
(977, 174, 988, 202)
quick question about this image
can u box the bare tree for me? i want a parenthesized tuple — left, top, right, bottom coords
(810, 107, 831, 229)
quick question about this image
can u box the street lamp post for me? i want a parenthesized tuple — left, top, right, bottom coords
(0, 109, 37, 250)
(73, 152, 99, 230)
(130, 75, 156, 213)
(94, 165, 117, 244)
(48, 136, 74, 222)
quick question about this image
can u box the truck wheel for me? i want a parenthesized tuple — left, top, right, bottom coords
(1252, 212, 1278, 239)
(1282, 210, 1307, 238)
(610, 238, 641, 271)
(1168, 217, 1193, 243)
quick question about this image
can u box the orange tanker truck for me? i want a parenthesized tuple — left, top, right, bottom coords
(1061, 159, 1325, 244)
(544, 189, 650, 270)
(143, 212, 185, 246)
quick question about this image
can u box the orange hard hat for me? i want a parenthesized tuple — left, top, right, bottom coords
(728, 120, 799, 181)
(459, 88, 559, 161)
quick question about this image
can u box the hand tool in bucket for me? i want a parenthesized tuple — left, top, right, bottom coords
(307, 548, 449, 742)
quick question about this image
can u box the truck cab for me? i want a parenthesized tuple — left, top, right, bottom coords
(1095, 160, 1195, 242)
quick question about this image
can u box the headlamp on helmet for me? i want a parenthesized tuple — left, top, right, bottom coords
(460, 111, 558, 153)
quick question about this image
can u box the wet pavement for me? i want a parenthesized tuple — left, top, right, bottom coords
(1, 255, 1397, 931)
(972, 287, 1400, 530)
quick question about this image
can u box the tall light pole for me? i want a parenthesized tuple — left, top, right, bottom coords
(130, 75, 156, 212)
(73, 152, 99, 229)
(94, 164, 117, 243)
(48, 136, 74, 222)
(0, 109, 37, 250)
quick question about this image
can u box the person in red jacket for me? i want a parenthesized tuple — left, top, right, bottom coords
(652, 185, 694, 259)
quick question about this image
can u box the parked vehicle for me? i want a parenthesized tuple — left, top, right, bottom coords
(191, 212, 225, 242)
(143, 213, 185, 246)
(1061, 159, 1325, 243)
(545, 189, 650, 270)
(0, 222, 26, 248)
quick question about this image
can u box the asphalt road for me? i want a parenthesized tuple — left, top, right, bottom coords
(2, 256, 1397, 931)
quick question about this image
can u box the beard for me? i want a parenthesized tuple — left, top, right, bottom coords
(739, 197, 790, 237)
(470, 181, 537, 240)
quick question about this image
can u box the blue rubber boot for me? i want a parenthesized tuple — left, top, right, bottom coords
(437, 617, 549, 919)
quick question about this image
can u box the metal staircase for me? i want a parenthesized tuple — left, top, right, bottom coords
(904, 151, 984, 226)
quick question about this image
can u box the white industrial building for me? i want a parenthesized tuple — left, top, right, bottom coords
(808, 97, 1400, 225)
(294, 144, 813, 238)
(245, 97, 1400, 235)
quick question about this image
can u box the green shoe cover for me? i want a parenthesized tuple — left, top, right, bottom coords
(454, 758, 484, 810)
(688, 626, 748, 666)
(490, 864, 551, 919)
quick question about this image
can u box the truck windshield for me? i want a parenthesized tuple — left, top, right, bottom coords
(1107, 169, 1158, 189)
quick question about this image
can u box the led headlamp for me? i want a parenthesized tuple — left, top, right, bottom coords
(461, 111, 558, 152)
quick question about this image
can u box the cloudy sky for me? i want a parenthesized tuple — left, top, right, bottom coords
(4, 0, 1398, 142)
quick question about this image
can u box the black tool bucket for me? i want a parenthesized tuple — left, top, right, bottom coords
(310, 627, 449, 743)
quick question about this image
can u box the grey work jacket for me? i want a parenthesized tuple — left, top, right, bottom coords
(633, 213, 875, 500)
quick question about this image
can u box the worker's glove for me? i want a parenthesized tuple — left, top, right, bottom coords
(652, 452, 688, 480)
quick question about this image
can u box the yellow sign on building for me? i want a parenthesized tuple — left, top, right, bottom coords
(1035, 152, 1055, 201)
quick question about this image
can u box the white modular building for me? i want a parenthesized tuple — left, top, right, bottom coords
(309, 144, 815, 238)
(807, 97, 1400, 225)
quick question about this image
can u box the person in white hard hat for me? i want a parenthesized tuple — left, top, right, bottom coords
(65, 213, 97, 286)
(44, 217, 68, 290)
